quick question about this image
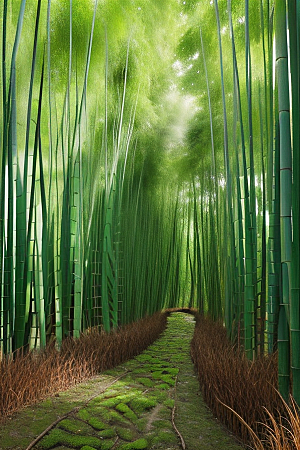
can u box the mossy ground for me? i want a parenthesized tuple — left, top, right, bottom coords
(0, 313, 244, 450)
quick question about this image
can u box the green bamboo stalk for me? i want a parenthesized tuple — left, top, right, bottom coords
(267, 88, 281, 353)
(228, 0, 245, 342)
(287, 0, 300, 403)
(192, 183, 203, 313)
(199, 22, 223, 320)
(227, 0, 257, 356)
(213, 0, 237, 338)
(1, 0, 9, 354)
(199, 179, 208, 309)
(61, 0, 73, 338)
(14, 0, 42, 350)
(258, 83, 267, 355)
(261, 1, 280, 355)
(21, 59, 45, 349)
(101, 40, 132, 331)
(101, 175, 117, 331)
(275, 0, 292, 401)
(72, 0, 98, 338)
(262, 7, 278, 353)
(5, 0, 27, 351)
(244, 0, 257, 357)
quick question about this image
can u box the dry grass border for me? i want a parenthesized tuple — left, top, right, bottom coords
(190, 312, 283, 444)
(0, 311, 168, 421)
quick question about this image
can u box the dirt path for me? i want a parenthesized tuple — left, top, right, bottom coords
(0, 313, 245, 450)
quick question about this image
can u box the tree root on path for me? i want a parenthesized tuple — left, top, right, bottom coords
(171, 374, 186, 450)
(25, 372, 129, 450)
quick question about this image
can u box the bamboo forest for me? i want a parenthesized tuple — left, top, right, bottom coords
(1, 0, 300, 448)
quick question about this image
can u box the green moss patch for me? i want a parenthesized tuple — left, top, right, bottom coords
(150, 371, 164, 379)
(132, 368, 148, 374)
(106, 409, 130, 425)
(39, 428, 102, 449)
(152, 419, 172, 429)
(115, 394, 135, 404)
(88, 417, 108, 430)
(86, 405, 108, 417)
(129, 397, 156, 414)
(163, 399, 175, 409)
(119, 438, 148, 449)
(160, 375, 175, 385)
(151, 430, 177, 444)
(161, 367, 179, 375)
(155, 383, 169, 390)
(135, 354, 151, 362)
(77, 408, 91, 421)
(115, 403, 138, 421)
(148, 358, 161, 364)
(116, 426, 135, 441)
(135, 377, 154, 387)
(100, 389, 119, 397)
(101, 440, 116, 450)
(101, 397, 121, 408)
(98, 427, 116, 439)
(136, 418, 148, 432)
(59, 418, 94, 434)
(150, 389, 167, 401)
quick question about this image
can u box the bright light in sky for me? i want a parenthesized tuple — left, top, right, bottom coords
(173, 60, 184, 76)
(164, 91, 197, 148)
(173, 59, 194, 77)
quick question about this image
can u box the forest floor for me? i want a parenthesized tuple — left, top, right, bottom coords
(0, 313, 245, 450)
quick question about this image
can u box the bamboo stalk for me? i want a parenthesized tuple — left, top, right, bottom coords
(275, 0, 292, 401)
(287, 0, 300, 404)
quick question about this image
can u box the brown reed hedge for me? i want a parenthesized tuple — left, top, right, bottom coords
(0, 311, 168, 420)
(190, 312, 282, 443)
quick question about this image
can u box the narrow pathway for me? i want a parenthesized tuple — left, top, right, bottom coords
(0, 313, 244, 450)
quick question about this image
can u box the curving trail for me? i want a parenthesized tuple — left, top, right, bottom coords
(0, 313, 244, 450)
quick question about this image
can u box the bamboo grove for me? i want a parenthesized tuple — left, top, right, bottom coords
(0, 0, 300, 403)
